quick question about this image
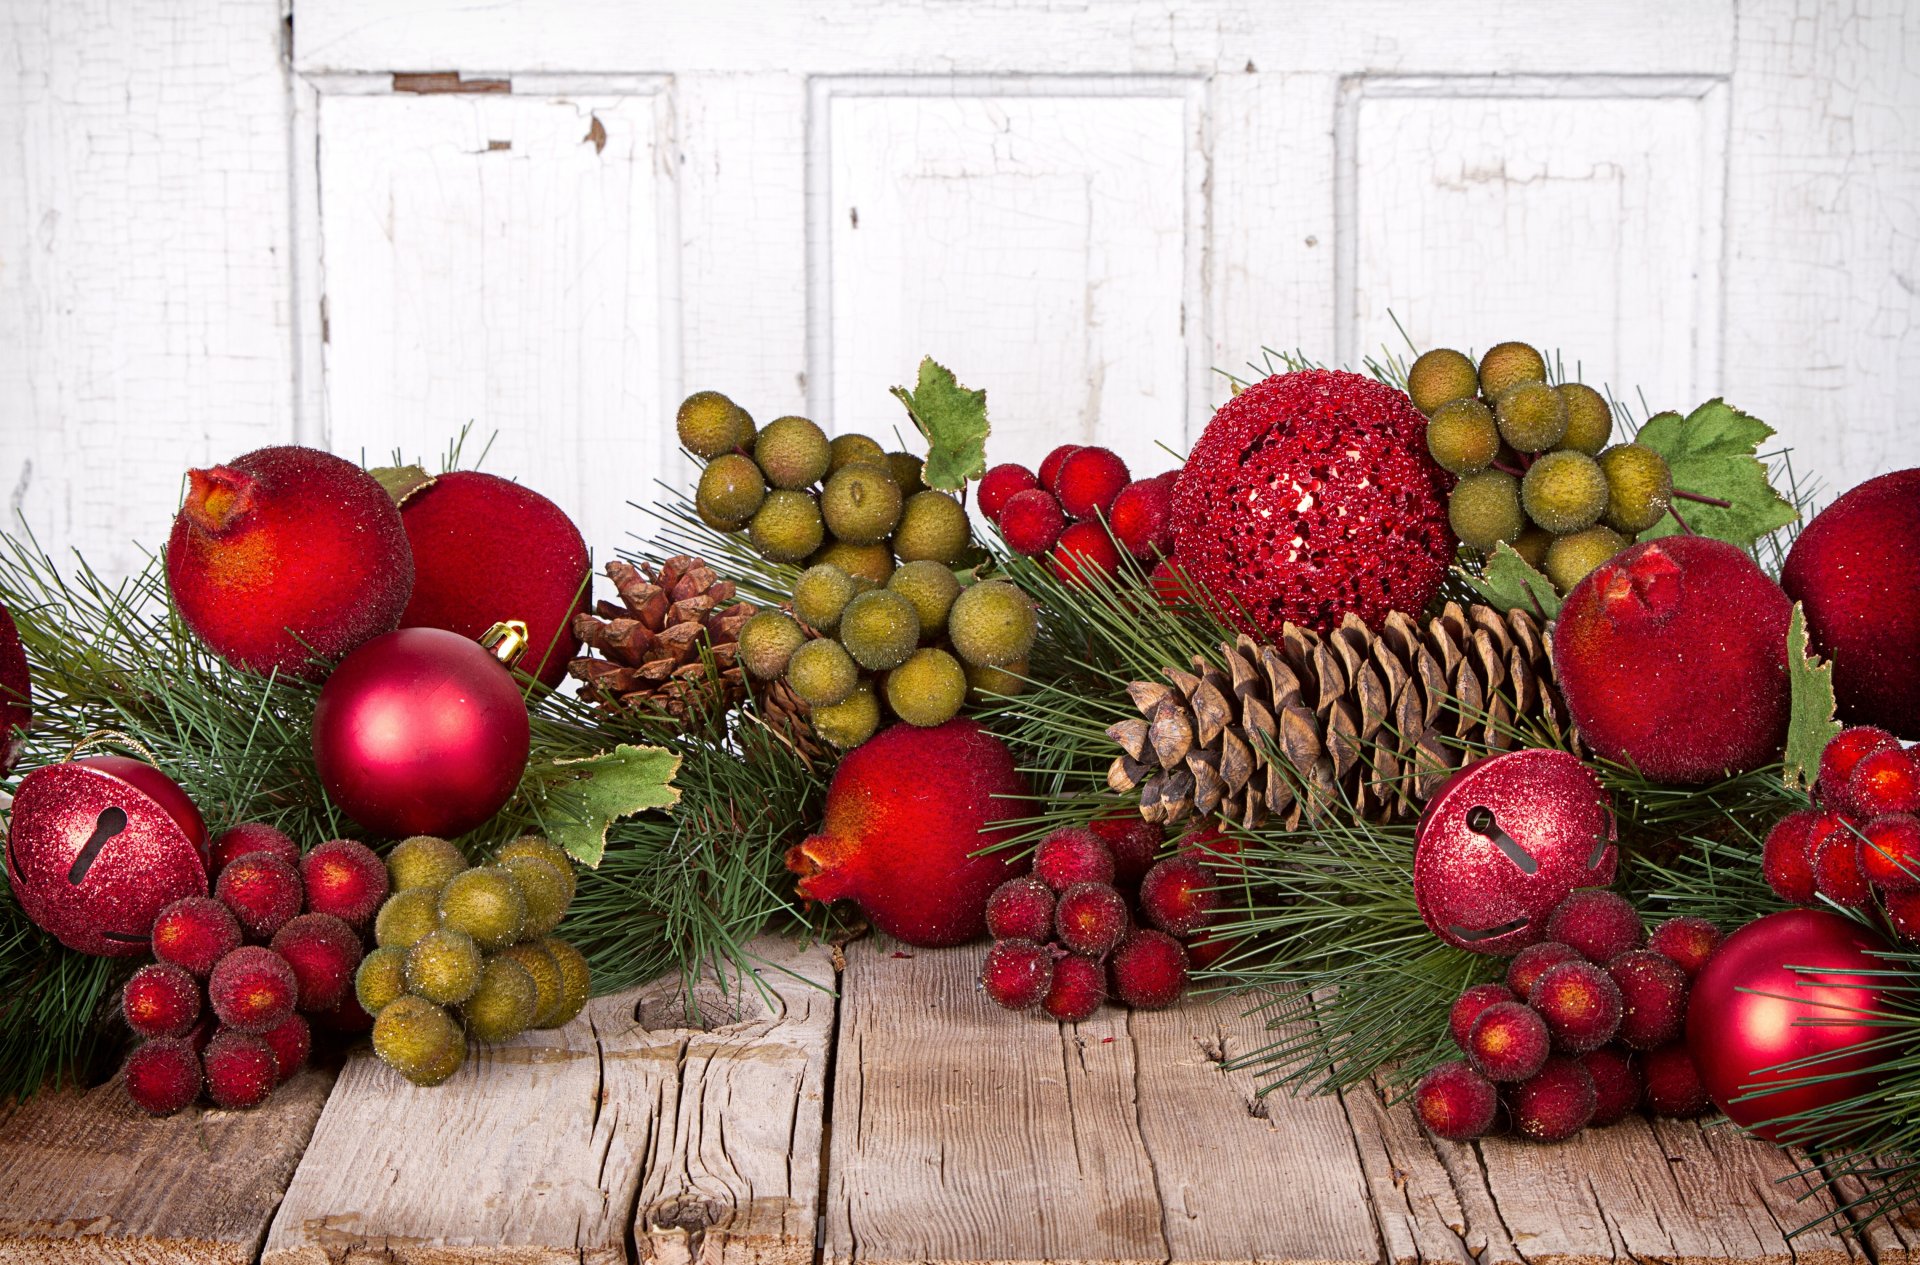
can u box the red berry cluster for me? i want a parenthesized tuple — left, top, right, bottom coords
(979, 445, 1180, 588)
(978, 817, 1241, 1021)
(1764, 726, 1920, 934)
(121, 826, 388, 1116)
(1414, 889, 1723, 1144)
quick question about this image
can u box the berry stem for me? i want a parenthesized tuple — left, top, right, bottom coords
(1491, 461, 1527, 479)
(1666, 502, 1695, 535)
(1671, 487, 1733, 509)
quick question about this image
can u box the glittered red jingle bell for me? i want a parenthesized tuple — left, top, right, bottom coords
(311, 622, 532, 839)
(1413, 748, 1616, 955)
(5, 755, 210, 956)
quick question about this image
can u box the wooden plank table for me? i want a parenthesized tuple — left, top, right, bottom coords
(0, 934, 1897, 1264)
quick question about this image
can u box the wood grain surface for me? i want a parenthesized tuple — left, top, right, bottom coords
(262, 936, 835, 1265)
(0, 1063, 334, 1265)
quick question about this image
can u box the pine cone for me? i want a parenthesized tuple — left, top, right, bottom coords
(752, 675, 831, 770)
(1106, 602, 1578, 831)
(568, 556, 757, 723)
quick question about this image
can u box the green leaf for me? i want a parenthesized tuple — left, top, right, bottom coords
(1634, 400, 1798, 550)
(543, 744, 682, 867)
(1784, 602, 1842, 792)
(1459, 544, 1563, 620)
(369, 464, 435, 506)
(890, 356, 989, 491)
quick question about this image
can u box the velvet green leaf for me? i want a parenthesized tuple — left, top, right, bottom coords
(543, 744, 682, 867)
(1783, 602, 1842, 792)
(1460, 544, 1563, 620)
(1634, 400, 1798, 549)
(890, 356, 989, 491)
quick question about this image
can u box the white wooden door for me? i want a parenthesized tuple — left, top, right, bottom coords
(4, 1, 1917, 571)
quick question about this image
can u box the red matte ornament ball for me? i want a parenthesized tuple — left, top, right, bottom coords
(1686, 908, 1893, 1142)
(311, 628, 531, 839)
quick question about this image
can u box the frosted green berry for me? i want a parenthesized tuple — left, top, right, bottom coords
(676, 390, 754, 461)
(811, 684, 881, 749)
(500, 855, 572, 938)
(538, 938, 592, 1030)
(1512, 525, 1554, 571)
(748, 490, 825, 564)
(497, 943, 562, 1027)
(404, 928, 483, 1005)
(966, 659, 1029, 703)
(821, 464, 904, 545)
(947, 580, 1038, 668)
(372, 995, 466, 1086)
(738, 611, 808, 680)
(1520, 450, 1609, 534)
(388, 835, 467, 892)
(1478, 341, 1548, 400)
(494, 836, 575, 905)
(1425, 399, 1500, 475)
(786, 637, 860, 707)
(885, 648, 968, 727)
(792, 564, 860, 633)
(886, 452, 926, 496)
(887, 560, 962, 640)
(1407, 348, 1481, 415)
(1557, 384, 1613, 455)
(1545, 525, 1630, 594)
(754, 416, 831, 489)
(810, 540, 894, 587)
(1493, 381, 1569, 454)
(355, 945, 408, 1016)
(437, 867, 528, 950)
(695, 453, 766, 529)
(1448, 471, 1525, 551)
(462, 957, 539, 1043)
(374, 887, 442, 950)
(1597, 442, 1674, 534)
(892, 491, 972, 565)
(827, 433, 888, 476)
(839, 590, 921, 670)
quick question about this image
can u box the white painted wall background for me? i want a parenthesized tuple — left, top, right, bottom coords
(2, 0, 1916, 577)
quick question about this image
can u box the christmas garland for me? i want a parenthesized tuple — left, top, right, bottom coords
(2, 339, 1917, 1238)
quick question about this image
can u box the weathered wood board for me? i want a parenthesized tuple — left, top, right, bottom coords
(262, 936, 835, 1265)
(820, 938, 1382, 1265)
(0, 1063, 334, 1264)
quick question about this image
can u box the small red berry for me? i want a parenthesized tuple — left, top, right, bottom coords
(209, 945, 298, 1034)
(1176, 823, 1244, 878)
(1581, 1046, 1643, 1125)
(1885, 889, 1920, 942)
(1640, 1042, 1708, 1117)
(1055, 882, 1130, 956)
(1109, 930, 1189, 1009)
(122, 962, 202, 1039)
(202, 1029, 279, 1109)
(1819, 726, 1899, 806)
(1862, 814, 1920, 892)
(1506, 941, 1581, 1001)
(1646, 916, 1723, 978)
(1137, 857, 1221, 937)
(216, 852, 303, 940)
(1108, 478, 1175, 560)
(1050, 521, 1124, 587)
(1088, 814, 1163, 887)
(980, 939, 1054, 1011)
(1448, 982, 1516, 1051)
(1055, 447, 1131, 520)
(1413, 1060, 1499, 1141)
(270, 912, 365, 1013)
(997, 489, 1067, 556)
(1038, 444, 1083, 495)
(1033, 828, 1115, 892)
(1811, 818, 1873, 909)
(1606, 949, 1689, 1050)
(985, 877, 1056, 942)
(978, 463, 1041, 523)
(258, 1013, 312, 1085)
(1507, 1055, 1597, 1142)
(1183, 930, 1238, 970)
(1529, 960, 1623, 1053)
(1849, 748, 1920, 817)
(209, 822, 300, 875)
(123, 1038, 202, 1116)
(1544, 889, 1644, 963)
(1043, 954, 1107, 1022)
(300, 838, 389, 927)
(1467, 1001, 1550, 1082)
(1762, 809, 1823, 904)
(150, 896, 244, 977)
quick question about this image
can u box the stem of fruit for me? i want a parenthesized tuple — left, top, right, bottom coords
(1672, 488, 1733, 508)
(1491, 461, 1526, 479)
(1667, 502, 1695, 535)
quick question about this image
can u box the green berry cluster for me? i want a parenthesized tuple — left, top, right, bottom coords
(1407, 342, 1675, 594)
(738, 573, 1036, 751)
(678, 391, 972, 577)
(361, 835, 589, 1086)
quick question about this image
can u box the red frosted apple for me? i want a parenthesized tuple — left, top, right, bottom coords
(1552, 536, 1791, 784)
(398, 471, 590, 689)
(1782, 469, 1920, 737)
(787, 719, 1030, 946)
(166, 446, 413, 680)
(0, 601, 29, 773)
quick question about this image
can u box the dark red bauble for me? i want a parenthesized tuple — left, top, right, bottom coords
(1687, 908, 1893, 1142)
(1413, 749, 1617, 956)
(0, 601, 29, 774)
(398, 471, 590, 690)
(4, 756, 210, 956)
(1169, 369, 1455, 635)
(311, 628, 530, 839)
(1782, 469, 1920, 738)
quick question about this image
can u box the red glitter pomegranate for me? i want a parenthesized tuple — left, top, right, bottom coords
(1169, 370, 1455, 636)
(0, 601, 29, 774)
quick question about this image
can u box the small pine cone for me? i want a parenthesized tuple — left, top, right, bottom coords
(568, 556, 758, 725)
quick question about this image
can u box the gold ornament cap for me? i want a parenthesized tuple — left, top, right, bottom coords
(480, 620, 530, 669)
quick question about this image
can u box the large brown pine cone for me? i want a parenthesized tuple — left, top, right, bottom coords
(568, 556, 757, 723)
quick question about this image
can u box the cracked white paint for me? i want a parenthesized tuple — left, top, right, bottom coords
(2, 0, 1916, 578)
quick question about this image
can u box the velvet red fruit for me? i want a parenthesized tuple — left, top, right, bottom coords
(1544, 890, 1644, 964)
(1553, 536, 1792, 783)
(1848, 748, 1920, 816)
(1506, 942, 1582, 1000)
(1530, 960, 1623, 1053)
(1449, 982, 1517, 1050)
(209, 945, 298, 1034)
(1055, 882, 1129, 956)
(216, 853, 303, 940)
(0, 601, 31, 775)
(1137, 857, 1221, 936)
(1607, 949, 1689, 1050)
(166, 445, 412, 680)
(209, 822, 300, 875)
(259, 1013, 312, 1084)
(1054, 447, 1130, 521)
(1109, 930, 1188, 1009)
(997, 489, 1066, 556)
(1581, 1046, 1643, 1125)
(1108, 477, 1176, 560)
(1043, 954, 1107, 1022)
(122, 962, 202, 1039)
(1641, 1042, 1709, 1117)
(980, 939, 1053, 1011)
(1813, 821, 1874, 908)
(984, 877, 1055, 942)
(300, 838, 389, 927)
(123, 1038, 201, 1116)
(270, 913, 364, 1012)
(1467, 1001, 1550, 1082)
(1762, 809, 1823, 904)
(150, 896, 243, 977)
(398, 470, 590, 688)
(1169, 369, 1454, 636)
(1088, 813, 1163, 887)
(1414, 1060, 1498, 1141)
(1033, 828, 1115, 892)
(1507, 1055, 1597, 1142)
(1038, 444, 1083, 495)
(1646, 917, 1723, 978)
(1862, 815, 1920, 891)
(202, 1029, 279, 1109)
(788, 720, 1030, 947)
(1820, 726, 1900, 805)
(1050, 521, 1123, 588)
(978, 464, 1040, 523)
(1782, 468, 1920, 737)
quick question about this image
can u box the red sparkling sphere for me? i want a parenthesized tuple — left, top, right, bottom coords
(4, 756, 210, 956)
(312, 628, 530, 839)
(1413, 748, 1618, 956)
(1687, 908, 1892, 1142)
